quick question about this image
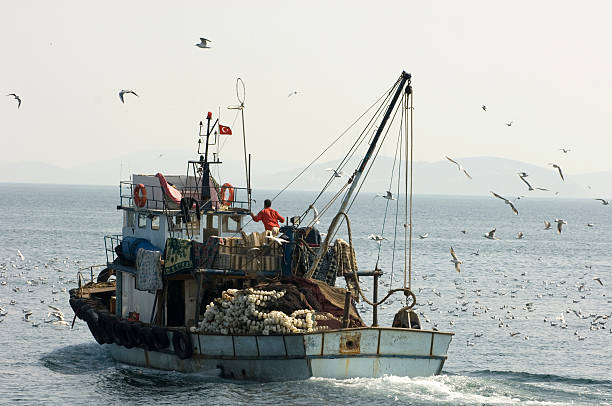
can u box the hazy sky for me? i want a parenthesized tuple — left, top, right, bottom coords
(2, 1, 612, 179)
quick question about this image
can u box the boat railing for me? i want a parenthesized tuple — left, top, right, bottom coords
(104, 234, 123, 265)
(119, 181, 251, 212)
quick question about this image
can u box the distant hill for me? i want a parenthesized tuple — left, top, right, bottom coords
(1, 155, 610, 198)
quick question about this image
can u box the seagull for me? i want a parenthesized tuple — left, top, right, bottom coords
(517, 232, 524, 239)
(450, 247, 462, 273)
(288, 91, 300, 97)
(325, 168, 344, 178)
(505, 121, 513, 126)
(266, 235, 289, 245)
(368, 234, 386, 242)
(555, 219, 567, 234)
(544, 220, 552, 230)
(548, 163, 565, 181)
(419, 233, 429, 239)
(593, 277, 603, 286)
(195, 37, 211, 48)
(445, 156, 472, 179)
(308, 204, 321, 225)
(471, 249, 480, 256)
(376, 191, 396, 200)
(484, 228, 498, 240)
(595, 198, 609, 205)
(517, 172, 548, 191)
(17, 250, 25, 261)
(559, 148, 571, 153)
(6, 93, 21, 108)
(118, 90, 138, 104)
(587, 223, 595, 227)
(481, 105, 487, 111)
(491, 191, 519, 215)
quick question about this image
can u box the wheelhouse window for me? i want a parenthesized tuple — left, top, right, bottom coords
(138, 213, 147, 228)
(126, 212, 135, 228)
(222, 215, 241, 233)
(151, 215, 160, 230)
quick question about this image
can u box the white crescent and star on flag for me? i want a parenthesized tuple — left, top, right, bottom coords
(219, 124, 232, 135)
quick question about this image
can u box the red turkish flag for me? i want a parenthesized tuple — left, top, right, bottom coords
(219, 124, 232, 135)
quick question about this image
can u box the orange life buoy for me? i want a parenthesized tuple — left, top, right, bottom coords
(220, 182, 235, 206)
(133, 184, 147, 207)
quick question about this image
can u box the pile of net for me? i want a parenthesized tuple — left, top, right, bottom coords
(192, 277, 365, 335)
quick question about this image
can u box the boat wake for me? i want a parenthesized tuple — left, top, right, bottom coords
(40, 343, 115, 375)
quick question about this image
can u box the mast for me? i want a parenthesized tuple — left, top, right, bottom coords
(306, 71, 412, 278)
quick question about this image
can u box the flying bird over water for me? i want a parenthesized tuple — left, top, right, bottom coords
(450, 247, 462, 273)
(484, 228, 498, 240)
(548, 163, 565, 181)
(517, 232, 524, 239)
(325, 168, 344, 178)
(505, 121, 513, 127)
(517, 172, 548, 191)
(544, 220, 552, 230)
(368, 234, 385, 242)
(481, 105, 487, 111)
(118, 90, 138, 104)
(195, 38, 211, 48)
(376, 191, 396, 200)
(593, 277, 603, 286)
(555, 219, 567, 234)
(419, 233, 429, 239)
(491, 191, 519, 215)
(6, 93, 21, 108)
(559, 148, 571, 153)
(445, 156, 472, 179)
(288, 91, 300, 97)
(595, 198, 609, 205)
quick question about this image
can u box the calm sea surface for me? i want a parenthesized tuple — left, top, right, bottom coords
(0, 183, 610, 405)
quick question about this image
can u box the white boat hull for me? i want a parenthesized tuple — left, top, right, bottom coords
(108, 327, 453, 380)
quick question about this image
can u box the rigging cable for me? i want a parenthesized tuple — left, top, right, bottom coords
(405, 86, 414, 293)
(389, 105, 404, 287)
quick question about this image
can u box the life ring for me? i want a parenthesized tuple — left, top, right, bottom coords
(133, 183, 147, 208)
(172, 330, 193, 359)
(220, 183, 235, 206)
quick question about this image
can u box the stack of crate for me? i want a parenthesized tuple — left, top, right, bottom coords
(214, 232, 283, 272)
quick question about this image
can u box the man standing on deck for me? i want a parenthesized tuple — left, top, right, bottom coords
(250, 199, 285, 234)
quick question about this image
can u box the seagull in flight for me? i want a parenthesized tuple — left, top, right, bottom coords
(195, 38, 211, 48)
(517, 232, 524, 239)
(544, 220, 552, 230)
(592, 277, 603, 286)
(419, 233, 429, 239)
(368, 234, 385, 242)
(450, 247, 462, 273)
(505, 121, 513, 126)
(595, 198, 609, 205)
(491, 191, 519, 215)
(6, 93, 21, 108)
(517, 172, 548, 191)
(266, 235, 289, 245)
(119, 90, 138, 104)
(555, 219, 567, 234)
(548, 163, 565, 181)
(481, 105, 487, 111)
(445, 156, 472, 179)
(288, 91, 300, 97)
(559, 148, 571, 153)
(325, 168, 344, 178)
(484, 228, 498, 240)
(376, 191, 396, 200)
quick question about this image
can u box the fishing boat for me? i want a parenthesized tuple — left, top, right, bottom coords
(69, 71, 453, 381)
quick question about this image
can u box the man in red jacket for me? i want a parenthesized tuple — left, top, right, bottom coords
(250, 199, 285, 234)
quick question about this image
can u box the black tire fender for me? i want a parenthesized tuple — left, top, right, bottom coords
(126, 321, 143, 347)
(117, 320, 135, 348)
(87, 319, 106, 345)
(172, 330, 193, 360)
(77, 304, 92, 321)
(151, 326, 170, 350)
(138, 327, 157, 351)
(99, 313, 118, 345)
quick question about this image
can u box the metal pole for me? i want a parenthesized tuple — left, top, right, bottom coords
(342, 291, 352, 328)
(372, 270, 380, 327)
(241, 108, 249, 203)
(306, 72, 411, 278)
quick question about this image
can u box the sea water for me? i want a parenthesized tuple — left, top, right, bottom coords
(0, 184, 610, 405)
